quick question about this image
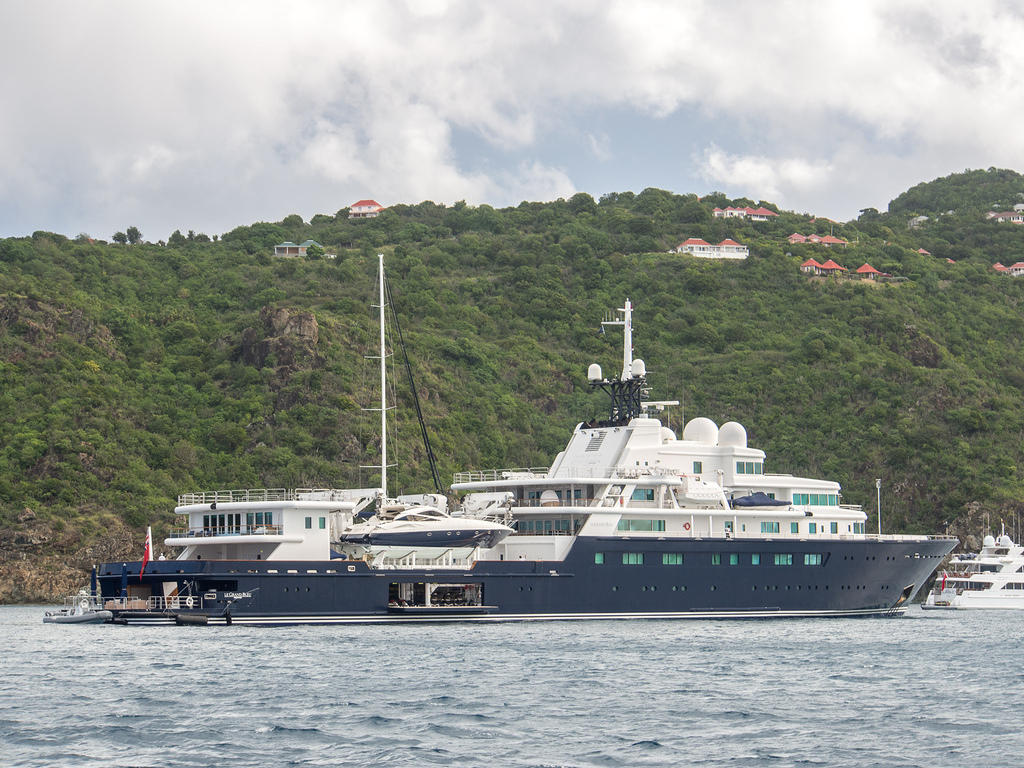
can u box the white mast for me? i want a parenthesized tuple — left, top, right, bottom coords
(378, 253, 388, 498)
(601, 298, 633, 380)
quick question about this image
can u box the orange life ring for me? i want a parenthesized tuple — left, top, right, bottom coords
(683, 522, 691, 531)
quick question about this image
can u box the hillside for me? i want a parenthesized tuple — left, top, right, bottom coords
(5, 175, 1024, 601)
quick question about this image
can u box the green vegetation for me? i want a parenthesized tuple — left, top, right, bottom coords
(5, 171, 1024, 569)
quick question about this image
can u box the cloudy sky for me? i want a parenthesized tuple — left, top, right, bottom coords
(2, 1, 1023, 240)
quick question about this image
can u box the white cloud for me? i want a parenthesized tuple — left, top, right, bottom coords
(3, 0, 1024, 234)
(698, 145, 833, 205)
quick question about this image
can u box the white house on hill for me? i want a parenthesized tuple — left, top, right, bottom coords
(348, 199, 384, 219)
(274, 240, 322, 258)
(672, 237, 749, 259)
(712, 206, 779, 221)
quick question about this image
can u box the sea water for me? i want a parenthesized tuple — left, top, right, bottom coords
(1, 604, 1021, 767)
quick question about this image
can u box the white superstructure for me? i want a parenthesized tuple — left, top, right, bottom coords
(451, 297, 932, 563)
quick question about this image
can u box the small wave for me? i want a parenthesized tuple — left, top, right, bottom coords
(630, 739, 664, 748)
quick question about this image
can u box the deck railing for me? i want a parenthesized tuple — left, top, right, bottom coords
(177, 488, 376, 505)
(168, 525, 283, 538)
(100, 595, 206, 611)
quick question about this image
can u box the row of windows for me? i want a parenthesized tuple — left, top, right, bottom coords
(792, 493, 839, 506)
(617, 518, 666, 531)
(759, 521, 842, 535)
(516, 519, 577, 534)
(597, 552, 824, 566)
(736, 462, 764, 475)
(630, 488, 655, 501)
(304, 516, 326, 530)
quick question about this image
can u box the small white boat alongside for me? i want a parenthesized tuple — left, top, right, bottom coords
(43, 592, 112, 624)
(923, 530, 1024, 610)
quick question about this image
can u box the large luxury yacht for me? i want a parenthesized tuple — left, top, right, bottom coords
(89, 297, 954, 624)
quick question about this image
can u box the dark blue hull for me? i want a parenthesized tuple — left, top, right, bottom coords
(97, 536, 954, 624)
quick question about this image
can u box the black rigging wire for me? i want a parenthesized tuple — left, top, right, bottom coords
(383, 274, 444, 494)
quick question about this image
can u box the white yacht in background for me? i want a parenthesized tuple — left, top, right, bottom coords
(923, 529, 1024, 610)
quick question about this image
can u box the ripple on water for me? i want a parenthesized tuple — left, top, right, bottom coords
(5, 607, 1024, 767)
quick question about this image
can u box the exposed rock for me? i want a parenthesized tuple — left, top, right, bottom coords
(0, 518, 137, 603)
(240, 306, 322, 372)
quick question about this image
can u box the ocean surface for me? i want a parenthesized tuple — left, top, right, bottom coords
(2, 605, 1022, 768)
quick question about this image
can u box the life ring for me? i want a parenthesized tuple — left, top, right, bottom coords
(683, 522, 691, 531)
(185, 596, 194, 608)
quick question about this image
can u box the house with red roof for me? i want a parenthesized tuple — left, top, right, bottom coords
(1009, 262, 1024, 276)
(916, 248, 931, 256)
(348, 199, 384, 219)
(800, 258, 822, 274)
(987, 211, 1024, 224)
(717, 238, 749, 258)
(820, 235, 848, 247)
(993, 262, 1009, 272)
(787, 232, 848, 247)
(818, 259, 847, 275)
(671, 237, 749, 259)
(855, 263, 883, 280)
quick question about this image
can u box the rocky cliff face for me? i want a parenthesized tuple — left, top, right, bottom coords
(0, 508, 137, 603)
(240, 306, 322, 372)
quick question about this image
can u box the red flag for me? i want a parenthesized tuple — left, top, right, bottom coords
(940, 571, 947, 590)
(139, 526, 152, 580)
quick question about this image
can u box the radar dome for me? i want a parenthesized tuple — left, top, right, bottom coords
(983, 535, 997, 548)
(683, 417, 719, 445)
(718, 421, 748, 448)
(540, 490, 560, 507)
(660, 427, 677, 444)
(587, 363, 603, 382)
(631, 358, 646, 378)
(999, 534, 1014, 547)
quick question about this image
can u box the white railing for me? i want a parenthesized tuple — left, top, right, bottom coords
(168, 525, 283, 538)
(452, 468, 549, 483)
(177, 488, 373, 505)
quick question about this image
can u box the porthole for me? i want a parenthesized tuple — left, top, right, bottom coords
(710, 585, 717, 591)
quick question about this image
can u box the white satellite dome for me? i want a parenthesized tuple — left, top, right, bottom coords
(660, 427, 677, 443)
(998, 534, 1014, 547)
(718, 421, 748, 448)
(588, 363, 603, 382)
(540, 490, 560, 507)
(631, 358, 646, 378)
(683, 417, 719, 445)
(983, 535, 997, 548)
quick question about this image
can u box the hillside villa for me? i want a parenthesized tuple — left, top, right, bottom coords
(274, 239, 322, 258)
(348, 199, 384, 219)
(987, 210, 1024, 224)
(993, 262, 1024, 276)
(713, 206, 779, 221)
(801, 258, 887, 279)
(671, 237, 749, 259)
(788, 232, 849, 247)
